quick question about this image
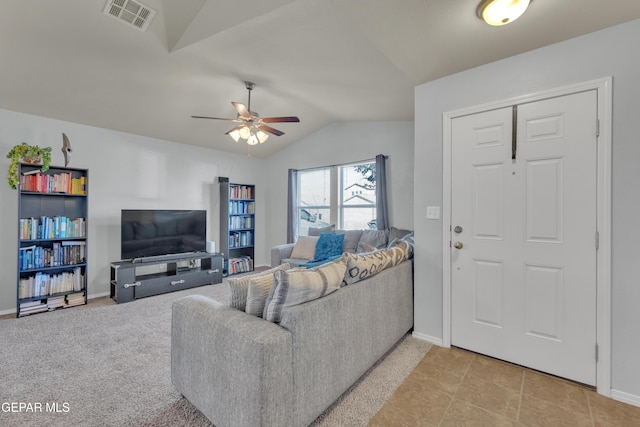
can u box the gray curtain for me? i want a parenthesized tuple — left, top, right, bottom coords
(287, 169, 298, 243)
(375, 154, 389, 230)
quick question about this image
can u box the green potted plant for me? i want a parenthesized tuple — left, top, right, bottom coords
(6, 142, 52, 189)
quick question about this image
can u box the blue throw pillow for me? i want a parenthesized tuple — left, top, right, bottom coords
(314, 233, 345, 261)
(303, 254, 343, 269)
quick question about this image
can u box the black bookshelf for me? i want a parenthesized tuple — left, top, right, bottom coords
(219, 177, 255, 276)
(16, 163, 88, 317)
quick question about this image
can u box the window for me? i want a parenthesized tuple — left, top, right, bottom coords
(297, 168, 332, 237)
(296, 160, 376, 236)
(340, 162, 376, 230)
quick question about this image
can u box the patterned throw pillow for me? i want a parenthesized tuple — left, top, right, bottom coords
(227, 263, 290, 311)
(342, 250, 391, 286)
(245, 274, 276, 317)
(290, 236, 319, 260)
(388, 231, 415, 260)
(313, 233, 345, 261)
(263, 256, 347, 323)
(343, 240, 411, 286)
(385, 241, 409, 266)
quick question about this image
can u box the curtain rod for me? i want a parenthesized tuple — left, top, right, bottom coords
(294, 155, 387, 173)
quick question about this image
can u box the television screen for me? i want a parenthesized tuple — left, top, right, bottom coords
(121, 210, 206, 260)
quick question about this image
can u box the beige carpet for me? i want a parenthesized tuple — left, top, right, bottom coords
(0, 278, 431, 427)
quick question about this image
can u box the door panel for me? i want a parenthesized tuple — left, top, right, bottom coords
(524, 264, 564, 341)
(473, 164, 504, 240)
(525, 157, 564, 242)
(451, 91, 598, 385)
(473, 259, 504, 327)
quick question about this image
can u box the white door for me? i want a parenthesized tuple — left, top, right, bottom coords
(450, 90, 598, 385)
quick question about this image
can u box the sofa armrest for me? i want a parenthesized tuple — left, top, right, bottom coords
(171, 295, 293, 427)
(271, 243, 295, 267)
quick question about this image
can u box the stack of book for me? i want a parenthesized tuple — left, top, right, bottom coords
(18, 267, 85, 299)
(229, 185, 253, 200)
(228, 231, 253, 248)
(66, 293, 85, 308)
(19, 241, 86, 270)
(228, 256, 254, 275)
(229, 200, 255, 215)
(20, 171, 87, 194)
(19, 216, 86, 240)
(19, 301, 48, 316)
(46, 295, 66, 310)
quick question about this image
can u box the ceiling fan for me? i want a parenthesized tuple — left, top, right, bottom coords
(191, 81, 300, 145)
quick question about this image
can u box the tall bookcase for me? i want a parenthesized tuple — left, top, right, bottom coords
(16, 164, 88, 317)
(219, 177, 255, 276)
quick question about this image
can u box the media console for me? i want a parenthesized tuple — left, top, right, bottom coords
(110, 252, 223, 303)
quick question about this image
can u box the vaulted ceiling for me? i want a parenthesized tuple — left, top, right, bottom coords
(1, 0, 639, 156)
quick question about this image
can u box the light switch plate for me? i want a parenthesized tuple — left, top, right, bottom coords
(426, 206, 440, 219)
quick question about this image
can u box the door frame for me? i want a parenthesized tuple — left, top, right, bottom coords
(441, 77, 612, 395)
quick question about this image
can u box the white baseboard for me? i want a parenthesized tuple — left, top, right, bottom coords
(88, 291, 110, 300)
(610, 389, 640, 408)
(412, 331, 445, 347)
(0, 307, 16, 316)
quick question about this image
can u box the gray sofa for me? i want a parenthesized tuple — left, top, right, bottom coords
(271, 227, 411, 267)
(171, 259, 414, 427)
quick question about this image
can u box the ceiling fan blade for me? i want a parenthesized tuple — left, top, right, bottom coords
(191, 115, 238, 121)
(232, 102, 251, 119)
(261, 116, 300, 123)
(258, 125, 285, 136)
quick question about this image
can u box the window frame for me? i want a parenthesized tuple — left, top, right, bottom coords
(296, 159, 376, 236)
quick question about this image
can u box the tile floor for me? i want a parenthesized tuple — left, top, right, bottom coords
(369, 345, 640, 426)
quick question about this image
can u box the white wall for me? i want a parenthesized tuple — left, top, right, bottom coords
(0, 114, 413, 315)
(0, 109, 267, 313)
(265, 121, 414, 254)
(414, 19, 640, 397)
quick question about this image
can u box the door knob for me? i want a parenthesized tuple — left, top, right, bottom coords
(453, 241, 463, 249)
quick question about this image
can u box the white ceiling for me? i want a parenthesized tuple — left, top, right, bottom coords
(1, 0, 639, 157)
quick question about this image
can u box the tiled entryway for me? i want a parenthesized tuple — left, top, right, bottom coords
(369, 345, 640, 426)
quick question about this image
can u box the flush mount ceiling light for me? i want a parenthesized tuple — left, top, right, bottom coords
(477, 0, 531, 26)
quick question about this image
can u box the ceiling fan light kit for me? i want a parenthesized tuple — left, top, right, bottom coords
(192, 81, 300, 147)
(477, 0, 531, 26)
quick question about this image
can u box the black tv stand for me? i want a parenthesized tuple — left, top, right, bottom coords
(110, 252, 223, 303)
(131, 251, 206, 264)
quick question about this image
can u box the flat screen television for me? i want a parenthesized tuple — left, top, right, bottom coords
(121, 209, 207, 260)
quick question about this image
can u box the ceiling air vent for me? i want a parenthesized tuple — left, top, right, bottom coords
(103, 0, 157, 32)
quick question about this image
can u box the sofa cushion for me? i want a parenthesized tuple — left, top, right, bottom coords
(336, 229, 364, 253)
(264, 256, 347, 323)
(313, 233, 345, 261)
(290, 235, 319, 260)
(388, 226, 412, 242)
(388, 231, 415, 259)
(227, 263, 290, 311)
(245, 274, 277, 317)
(359, 229, 389, 249)
(357, 241, 377, 253)
(281, 257, 312, 267)
(308, 224, 336, 236)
